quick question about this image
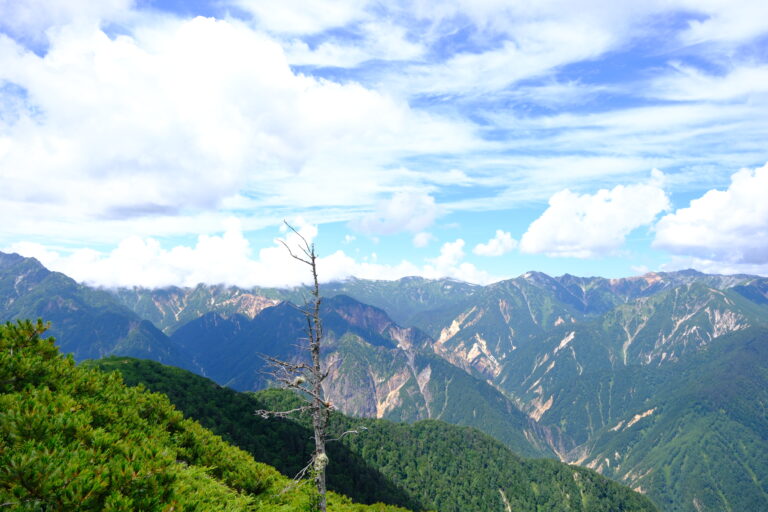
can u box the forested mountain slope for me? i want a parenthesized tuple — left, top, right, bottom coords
(579, 327, 768, 511)
(91, 356, 658, 512)
(0, 319, 408, 511)
(0, 252, 181, 363)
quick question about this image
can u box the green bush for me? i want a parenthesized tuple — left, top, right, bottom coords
(0, 320, 408, 512)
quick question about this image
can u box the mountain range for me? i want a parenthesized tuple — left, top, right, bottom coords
(2, 250, 767, 511)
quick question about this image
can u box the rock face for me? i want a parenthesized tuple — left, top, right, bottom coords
(160, 292, 547, 457)
(112, 284, 280, 333)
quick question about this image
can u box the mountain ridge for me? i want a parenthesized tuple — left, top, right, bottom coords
(3, 250, 768, 511)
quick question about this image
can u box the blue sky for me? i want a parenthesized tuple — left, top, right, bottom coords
(1, 0, 767, 288)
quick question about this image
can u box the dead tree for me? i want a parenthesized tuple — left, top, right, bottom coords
(256, 221, 330, 512)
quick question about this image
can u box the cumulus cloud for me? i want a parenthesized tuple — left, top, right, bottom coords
(0, 0, 133, 43)
(350, 192, 440, 236)
(8, 221, 498, 288)
(0, 15, 480, 246)
(653, 163, 768, 267)
(519, 171, 670, 258)
(412, 232, 435, 248)
(430, 239, 465, 268)
(423, 239, 494, 283)
(473, 230, 517, 256)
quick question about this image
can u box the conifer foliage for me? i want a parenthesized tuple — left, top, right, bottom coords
(0, 319, 408, 512)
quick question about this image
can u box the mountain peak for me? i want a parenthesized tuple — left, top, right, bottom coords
(520, 270, 551, 280)
(668, 268, 704, 277)
(0, 251, 45, 271)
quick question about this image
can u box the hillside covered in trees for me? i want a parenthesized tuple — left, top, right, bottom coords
(90, 355, 658, 512)
(0, 319, 408, 511)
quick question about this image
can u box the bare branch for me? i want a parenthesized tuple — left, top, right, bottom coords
(327, 426, 368, 443)
(255, 405, 313, 419)
(278, 221, 316, 266)
(261, 354, 311, 372)
(277, 457, 315, 495)
(279, 238, 312, 266)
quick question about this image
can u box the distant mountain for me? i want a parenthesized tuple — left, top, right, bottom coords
(338, 271, 768, 511)
(320, 276, 483, 326)
(90, 356, 658, 512)
(0, 252, 182, 363)
(111, 283, 281, 334)
(0, 251, 547, 457)
(167, 294, 548, 457)
(579, 327, 768, 511)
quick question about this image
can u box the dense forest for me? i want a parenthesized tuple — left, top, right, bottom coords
(90, 355, 658, 512)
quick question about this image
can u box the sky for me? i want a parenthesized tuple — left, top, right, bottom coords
(1, 0, 767, 288)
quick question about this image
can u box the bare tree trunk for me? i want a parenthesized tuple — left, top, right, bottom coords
(257, 222, 330, 512)
(307, 246, 328, 512)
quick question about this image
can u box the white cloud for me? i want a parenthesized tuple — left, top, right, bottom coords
(0, 16, 481, 246)
(650, 62, 768, 102)
(284, 21, 424, 67)
(473, 230, 517, 256)
(7, 218, 334, 288)
(422, 239, 494, 283)
(2, 0, 768, 275)
(390, 25, 615, 95)
(520, 172, 670, 258)
(469, 91, 768, 213)
(7, 222, 498, 287)
(430, 239, 465, 268)
(661, 256, 768, 277)
(350, 192, 440, 236)
(676, 0, 768, 46)
(654, 162, 768, 266)
(0, 0, 133, 43)
(412, 232, 435, 248)
(232, 0, 368, 35)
